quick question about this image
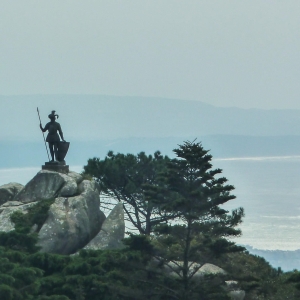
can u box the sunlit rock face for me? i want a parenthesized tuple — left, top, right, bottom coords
(0, 170, 125, 255)
(83, 202, 125, 251)
(161, 261, 227, 278)
(15, 170, 82, 203)
(0, 182, 24, 205)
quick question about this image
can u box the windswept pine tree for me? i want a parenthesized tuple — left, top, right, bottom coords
(147, 140, 245, 299)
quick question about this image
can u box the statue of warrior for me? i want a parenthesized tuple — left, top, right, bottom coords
(40, 110, 66, 162)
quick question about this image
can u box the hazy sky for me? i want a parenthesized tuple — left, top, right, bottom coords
(1, 1, 300, 109)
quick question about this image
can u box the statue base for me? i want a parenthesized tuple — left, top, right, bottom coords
(42, 161, 69, 174)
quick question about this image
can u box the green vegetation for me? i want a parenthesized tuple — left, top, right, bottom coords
(11, 198, 56, 232)
(0, 141, 298, 299)
(216, 251, 300, 299)
(145, 141, 244, 298)
(0, 199, 55, 253)
(84, 150, 172, 235)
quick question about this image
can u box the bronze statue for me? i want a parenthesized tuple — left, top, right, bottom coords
(39, 110, 66, 162)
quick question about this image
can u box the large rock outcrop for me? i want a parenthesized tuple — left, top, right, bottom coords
(0, 170, 125, 255)
(26, 172, 106, 254)
(83, 202, 125, 251)
(37, 191, 105, 254)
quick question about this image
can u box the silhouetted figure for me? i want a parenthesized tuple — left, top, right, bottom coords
(40, 111, 65, 162)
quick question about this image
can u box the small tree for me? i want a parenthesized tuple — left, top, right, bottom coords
(150, 140, 244, 299)
(84, 151, 179, 235)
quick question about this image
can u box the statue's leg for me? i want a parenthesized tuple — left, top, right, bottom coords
(48, 143, 54, 161)
(54, 142, 59, 161)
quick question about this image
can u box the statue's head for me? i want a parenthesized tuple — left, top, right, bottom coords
(48, 110, 59, 120)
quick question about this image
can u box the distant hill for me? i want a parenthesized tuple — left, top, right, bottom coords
(1, 94, 300, 141)
(2, 94, 300, 168)
(245, 245, 300, 272)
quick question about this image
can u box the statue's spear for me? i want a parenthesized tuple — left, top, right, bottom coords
(37, 107, 50, 161)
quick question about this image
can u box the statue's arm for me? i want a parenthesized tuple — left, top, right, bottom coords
(40, 123, 48, 132)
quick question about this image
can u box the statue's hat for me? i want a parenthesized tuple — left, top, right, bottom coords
(48, 110, 59, 119)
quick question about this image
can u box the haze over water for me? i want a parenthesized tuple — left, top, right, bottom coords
(1, 156, 300, 251)
(215, 156, 300, 251)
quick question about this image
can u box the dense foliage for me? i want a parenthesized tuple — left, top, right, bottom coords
(215, 251, 300, 299)
(0, 141, 298, 299)
(0, 198, 55, 253)
(83, 151, 174, 234)
(0, 233, 298, 299)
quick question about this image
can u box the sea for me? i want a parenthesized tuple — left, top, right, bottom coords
(1, 157, 300, 251)
(215, 156, 300, 251)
